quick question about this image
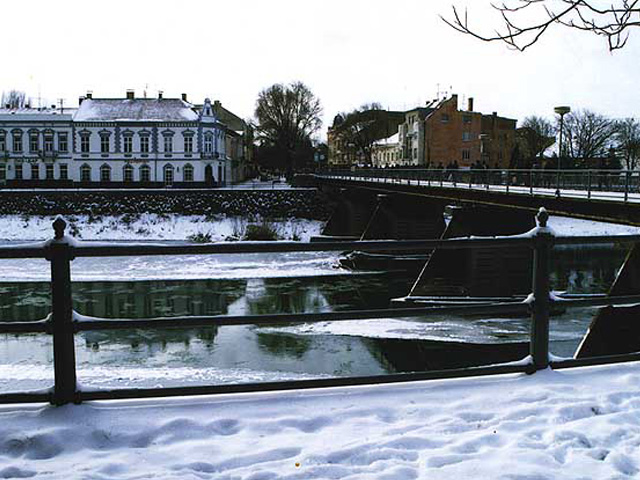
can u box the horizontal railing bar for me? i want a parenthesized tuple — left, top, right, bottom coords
(78, 363, 532, 402)
(70, 237, 537, 257)
(0, 321, 50, 334)
(554, 294, 640, 309)
(554, 235, 640, 245)
(550, 352, 640, 369)
(0, 392, 51, 404)
(0, 247, 49, 259)
(74, 302, 532, 331)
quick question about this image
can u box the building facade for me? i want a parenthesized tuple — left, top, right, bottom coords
(424, 95, 516, 169)
(0, 91, 249, 187)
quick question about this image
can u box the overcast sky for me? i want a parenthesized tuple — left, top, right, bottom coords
(2, 0, 639, 138)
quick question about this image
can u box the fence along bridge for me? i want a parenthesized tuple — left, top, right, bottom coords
(1, 211, 640, 406)
(315, 168, 640, 226)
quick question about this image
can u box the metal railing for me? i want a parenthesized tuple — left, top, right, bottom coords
(319, 168, 640, 203)
(2, 208, 640, 406)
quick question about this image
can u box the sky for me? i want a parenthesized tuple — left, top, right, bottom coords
(2, 0, 639, 139)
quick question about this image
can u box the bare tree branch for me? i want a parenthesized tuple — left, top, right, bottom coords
(443, 1, 639, 51)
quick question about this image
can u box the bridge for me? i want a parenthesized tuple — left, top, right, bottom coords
(315, 168, 640, 226)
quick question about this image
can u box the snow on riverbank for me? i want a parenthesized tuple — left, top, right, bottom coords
(0, 214, 324, 242)
(1, 362, 639, 479)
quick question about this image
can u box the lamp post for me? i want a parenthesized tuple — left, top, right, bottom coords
(554, 106, 570, 195)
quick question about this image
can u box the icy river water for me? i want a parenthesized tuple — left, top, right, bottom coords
(0, 244, 630, 393)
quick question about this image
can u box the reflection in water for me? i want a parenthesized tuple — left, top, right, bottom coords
(0, 245, 630, 391)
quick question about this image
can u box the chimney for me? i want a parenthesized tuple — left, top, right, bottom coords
(181, 93, 188, 102)
(158, 91, 163, 99)
(468, 97, 474, 112)
(86, 91, 93, 99)
(126, 90, 135, 100)
(451, 94, 458, 108)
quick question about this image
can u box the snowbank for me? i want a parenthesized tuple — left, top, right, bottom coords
(0, 214, 324, 242)
(0, 362, 639, 478)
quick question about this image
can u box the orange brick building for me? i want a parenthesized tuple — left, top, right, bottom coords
(424, 95, 516, 168)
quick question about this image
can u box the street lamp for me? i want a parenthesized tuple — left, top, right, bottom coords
(554, 106, 570, 194)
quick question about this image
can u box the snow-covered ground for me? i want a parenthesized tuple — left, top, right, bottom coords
(0, 214, 324, 242)
(1, 362, 639, 479)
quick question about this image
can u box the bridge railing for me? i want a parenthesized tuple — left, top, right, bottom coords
(319, 168, 640, 201)
(2, 209, 640, 406)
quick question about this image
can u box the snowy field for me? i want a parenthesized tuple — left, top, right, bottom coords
(1, 362, 639, 479)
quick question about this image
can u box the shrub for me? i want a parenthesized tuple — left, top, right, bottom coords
(243, 222, 279, 241)
(187, 232, 213, 243)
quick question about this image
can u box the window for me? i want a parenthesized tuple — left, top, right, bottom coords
(440, 114, 450, 124)
(183, 163, 194, 182)
(204, 133, 213, 154)
(100, 164, 111, 182)
(163, 164, 174, 185)
(164, 135, 173, 153)
(80, 133, 90, 153)
(14, 163, 22, 180)
(46, 164, 54, 180)
(80, 164, 91, 182)
(123, 135, 133, 153)
(44, 132, 54, 153)
(30, 132, 39, 152)
(12, 132, 23, 152)
(140, 135, 150, 153)
(59, 164, 68, 180)
(413, 148, 417, 159)
(462, 131, 472, 142)
(0, 164, 5, 181)
(58, 133, 68, 152)
(0, 132, 5, 152)
(100, 135, 110, 153)
(463, 115, 472, 124)
(140, 165, 151, 182)
(31, 164, 39, 180)
(123, 164, 134, 182)
(184, 135, 193, 153)
(462, 149, 470, 161)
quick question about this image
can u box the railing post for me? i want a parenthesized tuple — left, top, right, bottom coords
(530, 207, 553, 371)
(625, 171, 629, 203)
(587, 170, 592, 200)
(46, 217, 78, 405)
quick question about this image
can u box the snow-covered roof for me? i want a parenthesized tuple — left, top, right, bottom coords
(0, 107, 74, 122)
(375, 132, 399, 146)
(73, 98, 199, 122)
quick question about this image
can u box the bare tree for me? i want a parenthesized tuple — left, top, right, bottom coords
(1, 90, 29, 109)
(254, 81, 322, 175)
(333, 103, 398, 165)
(562, 109, 617, 161)
(615, 117, 640, 169)
(520, 116, 556, 159)
(443, 1, 640, 51)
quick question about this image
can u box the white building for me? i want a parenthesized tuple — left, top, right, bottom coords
(0, 91, 248, 187)
(371, 133, 400, 168)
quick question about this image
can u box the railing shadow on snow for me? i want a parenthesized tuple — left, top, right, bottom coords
(1, 208, 640, 405)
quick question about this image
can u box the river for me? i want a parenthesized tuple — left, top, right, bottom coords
(0, 243, 630, 393)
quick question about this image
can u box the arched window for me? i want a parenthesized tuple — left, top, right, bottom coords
(183, 163, 194, 182)
(163, 164, 174, 185)
(80, 164, 91, 182)
(100, 163, 111, 183)
(123, 164, 134, 183)
(139, 165, 151, 183)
